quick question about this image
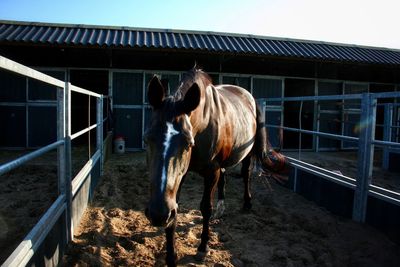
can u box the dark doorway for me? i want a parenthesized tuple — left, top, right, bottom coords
(283, 79, 315, 149)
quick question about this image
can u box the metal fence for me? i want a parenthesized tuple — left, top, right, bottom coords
(0, 55, 107, 266)
(259, 91, 400, 223)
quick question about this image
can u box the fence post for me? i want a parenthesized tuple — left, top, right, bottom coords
(63, 82, 73, 241)
(57, 88, 65, 194)
(97, 96, 104, 175)
(382, 104, 393, 170)
(57, 85, 68, 249)
(352, 93, 376, 222)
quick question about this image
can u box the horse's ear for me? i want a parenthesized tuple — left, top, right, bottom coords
(181, 83, 201, 114)
(148, 76, 165, 109)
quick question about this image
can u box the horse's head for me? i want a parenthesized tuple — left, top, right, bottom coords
(144, 75, 201, 227)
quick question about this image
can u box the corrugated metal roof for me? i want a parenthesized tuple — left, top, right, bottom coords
(1, 20, 400, 65)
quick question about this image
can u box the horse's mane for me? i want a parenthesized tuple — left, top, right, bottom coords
(173, 66, 213, 100)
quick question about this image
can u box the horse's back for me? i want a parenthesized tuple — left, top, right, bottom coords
(216, 85, 256, 115)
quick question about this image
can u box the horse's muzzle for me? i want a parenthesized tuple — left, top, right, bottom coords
(145, 206, 177, 227)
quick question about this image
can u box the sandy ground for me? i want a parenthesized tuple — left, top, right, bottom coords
(0, 153, 58, 265)
(61, 152, 400, 267)
(0, 147, 92, 265)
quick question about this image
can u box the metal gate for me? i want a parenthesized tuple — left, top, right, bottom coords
(0, 55, 109, 267)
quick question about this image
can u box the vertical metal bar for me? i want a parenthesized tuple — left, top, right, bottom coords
(25, 77, 29, 148)
(57, 86, 68, 249)
(382, 104, 393, 170)
(313, 79, 318, 151)
(142, 72, 146, 149)
(88, 95, 91, 158)
(316, 102, 321, 152)
(250, 76, 253, 95)
(281, 78, 285, 146)
(97, 96, 104, 175)
(64, 81, 73, 241)
(352, 93, 376, 222)
(298, 101, 303, 160)
(341, 82, 345, 149)
(397, 106, 400, 143)
(57, 88, 65, 194)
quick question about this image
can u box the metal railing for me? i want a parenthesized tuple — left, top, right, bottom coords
(0, 55, 106, 266)
(259, 91, 400, 223)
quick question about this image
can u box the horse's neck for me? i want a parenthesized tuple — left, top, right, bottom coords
(191, 84, 221, 136)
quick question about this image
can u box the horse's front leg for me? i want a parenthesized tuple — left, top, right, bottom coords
(213, 168, 226, 219)
(198, 168, 220, 255)
(165, 219, 177, 267)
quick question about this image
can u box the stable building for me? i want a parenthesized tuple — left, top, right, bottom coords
(1, 20, 400, 151)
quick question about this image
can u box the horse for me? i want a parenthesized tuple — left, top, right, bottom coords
(144, 67, 288, 266)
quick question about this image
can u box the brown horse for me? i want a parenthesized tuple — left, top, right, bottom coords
(144, 68, 288, 266)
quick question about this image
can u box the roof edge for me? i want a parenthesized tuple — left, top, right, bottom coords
(1, 19, 399, 53)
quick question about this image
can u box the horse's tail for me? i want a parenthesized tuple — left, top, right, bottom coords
(254, 103, 290, 183)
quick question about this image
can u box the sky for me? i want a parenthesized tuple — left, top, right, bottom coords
(0, 0, 399, 49)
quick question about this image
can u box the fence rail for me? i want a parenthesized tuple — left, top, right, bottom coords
(0, 55, 107, 267)
(259, 90, 400, 223)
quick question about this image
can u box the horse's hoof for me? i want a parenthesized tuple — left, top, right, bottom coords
(166, 262, 177, 267)
(166, 253, 177, 267)
(195, 244, 210, 262)
(195, 248, 210, 262)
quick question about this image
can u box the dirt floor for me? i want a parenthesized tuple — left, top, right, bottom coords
(0, 152, 58, 265)
(61, 152, 400, 267)
(0, 147, 93, 265)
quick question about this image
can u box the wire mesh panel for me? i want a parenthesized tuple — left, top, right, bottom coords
(162, 74, 180, 95)
(344, 83, 367, 109)
(284, 79, 315, 149)
(0, 70, 27, 147)
(114, 108, 143, 149)
(253, 78, 282, 101)
(0, 106, 26, 147)
(28, 106, 57, 147)
(0, 70, 26, 102)
(318, 113, 341, 149)
(112, 72, 144, 149)
(318, 81, 342, 150)
(342, 83, 365, 149)
(28, 71, 64, 101)
(342, 113, 360, 148)
(266, 110, 282, 148)
(253, 78, 283, 148)
(222, 76, 251, 90)
(318, 81, 342, 110)
(113, 72, 143, 105)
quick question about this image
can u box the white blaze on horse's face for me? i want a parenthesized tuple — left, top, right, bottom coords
(145, 114, 195, 227)
(146, 76, 200, 227)
(160, 122, 179, 193)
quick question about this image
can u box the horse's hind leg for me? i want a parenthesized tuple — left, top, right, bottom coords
(213, 168, 226, 218)
(241, 154, 253, 211)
